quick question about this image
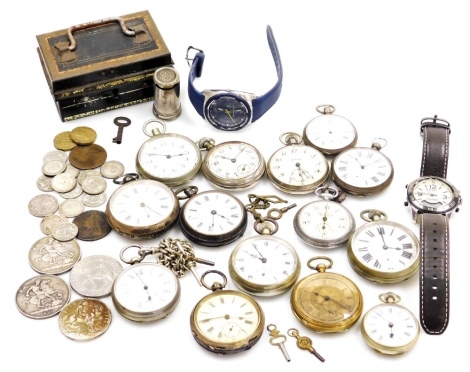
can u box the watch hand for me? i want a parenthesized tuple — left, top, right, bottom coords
(253, 246, 267, 263)
(143, 204, 162, 216)
(348, 154, 365, 168)
(233, 147, 246, 159)
(242, 249, 265, 262)
(147, 151, 190, 158)
(377, 225, 389, 249)
(373, 310, 394, 336)
(314, 292, 350, 311)
(199, 314, 248, 322)
(135, 272, 152, 301)
(225, 109, 235, 123)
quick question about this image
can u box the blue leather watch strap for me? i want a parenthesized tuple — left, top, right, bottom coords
(187, 25, 283, 123)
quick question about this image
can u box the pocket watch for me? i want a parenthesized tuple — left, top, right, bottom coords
(135, 119, 213, 187)
(105, 173, 196, 240)
(361, 292, 420, 355)
(303, 104, 358, 155)
(111, 256, 180, 322)
(347, 209, 420, 283)
(290, 256, 363, 333)
(201, 140, 266, 190)
(190, 270, 265, 354)
(293, 185, 355, 249)
(179, 189, 248, 247)
(266, 132, 329, 194)
(331, 138, 394, 196)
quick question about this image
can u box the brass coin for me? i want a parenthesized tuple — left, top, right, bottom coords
(72, 210, 112, 241)
(71, 126, 97, 145)
(53, 131, 77, 151)
(69, 144, 107, 170)
(59, 298, 112, 341)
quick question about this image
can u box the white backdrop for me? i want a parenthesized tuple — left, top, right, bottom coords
(3, 1, 467, 370)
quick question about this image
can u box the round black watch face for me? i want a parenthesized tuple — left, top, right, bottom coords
(204, 94, 252, 130)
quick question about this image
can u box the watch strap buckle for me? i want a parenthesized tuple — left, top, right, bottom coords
(186, 46, 204, 68)
(420, 115, 451, 134)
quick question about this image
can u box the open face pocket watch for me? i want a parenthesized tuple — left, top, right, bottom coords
(105, 173, 197, 240)
(201, 140, 266, 190)
(290, 256, 363, 333)
(190, 270, 265, 354)
(331, 138, 394, 196)
(347, 209, 420, 283)
(361, 292, 420, 355)
(266, 132, 329, 194)
(179, 189, 248, 247)
(136, 119, 214, 187)
(293, 185, 356, 249)
(302, 104, 358, 156)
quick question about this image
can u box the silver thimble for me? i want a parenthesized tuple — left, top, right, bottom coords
(153, 65, 182, 120)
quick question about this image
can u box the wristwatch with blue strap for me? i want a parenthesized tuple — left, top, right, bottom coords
(186, 25, 283, 131)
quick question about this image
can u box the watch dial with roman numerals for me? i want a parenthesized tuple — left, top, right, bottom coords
(347, 220, 420, 283)
(332, 147, 394, 196)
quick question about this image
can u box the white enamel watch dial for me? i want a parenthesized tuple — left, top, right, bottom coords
(111, 262, 181, 322)
(179, 189, 248, 247)
(106, 177, 179, 240)
(267, 133, 329, 194)
(294, 199, 355, 249)
(190, 271, 264, 354)
(347, 210, 420, 283)
(201, 141, 265, 190)
(229, 235, 301, 296)
(136, 120, 205, 187)
(332, 141, 394, 196)
(361, 292, 420, 355)
(303, 105, 358, 155)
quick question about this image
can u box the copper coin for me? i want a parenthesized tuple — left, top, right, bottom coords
(69, 144, 107, 170)
(72, 210, 112, 241)
(71, 126, 97, 145)
(54, 131, 77, 151)
(59, 298, 112, 340)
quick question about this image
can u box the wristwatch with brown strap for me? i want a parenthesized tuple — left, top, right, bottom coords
(405, 115, 461, 335)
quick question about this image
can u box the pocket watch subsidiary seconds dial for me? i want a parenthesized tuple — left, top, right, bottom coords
(361, 292, 420, 355)
(303, 104, 358, 155)
(332, 139, 394, 196)
(293, 186, 355, 249)
(112, 261, 180, 322)
(267, 132, 329, 194)
(347, 210, 420, 283)
(136, 119, 213, 187)
(201, 141, 265, 190)
(190, 271, 265, 354)
(290, 257, 363, 333)
(105, 174, 180, 240)
(179, 189, 248, 247)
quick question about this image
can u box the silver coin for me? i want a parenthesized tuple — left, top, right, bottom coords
(51, 172, 77, 193)
(42, 159, 67, 176)
(81, 191, 107, 207)
(40, 214, 68, 235)
(15, 274, 71, 319)
(100, 160, 125, 179)
(59, 298, 112, 340)
(59, 183, 83, 199)
(36, 174, 54, 192)
(81, 175, 107, 195)
(52, 222, 79, 241)
(28, 235, 81, 275)
(70, 255, 123, 297)
(59, 199, 85, 217)
(28, 194, 59, 217)
(77, 170, 101, 185)
(64, 163, 80, 178)
(43, 150, 68, 164)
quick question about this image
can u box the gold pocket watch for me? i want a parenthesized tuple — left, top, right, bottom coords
(293, 185, 356, 249)
(302, 104, 358, 155)
(361, 292, 420, 355)
(105, 173, 197, 240)
(190, 270, 265, 354)
(331, 138, 394, 196)
(290, 256, 363, 333)
(201, 140, 266, 190)
(266, 132, 329, 194)
(135, 119, 214, 187)
(179, 189, 248, 247)
(347, 209, 420, 283)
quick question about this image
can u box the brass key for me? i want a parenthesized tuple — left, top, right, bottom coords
(288, 328, 325, 362)
(267, 324, 291, 362)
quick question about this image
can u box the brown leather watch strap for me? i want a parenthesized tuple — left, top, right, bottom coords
(419, 213, 450, 334)
(420, 116, 450, 178)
